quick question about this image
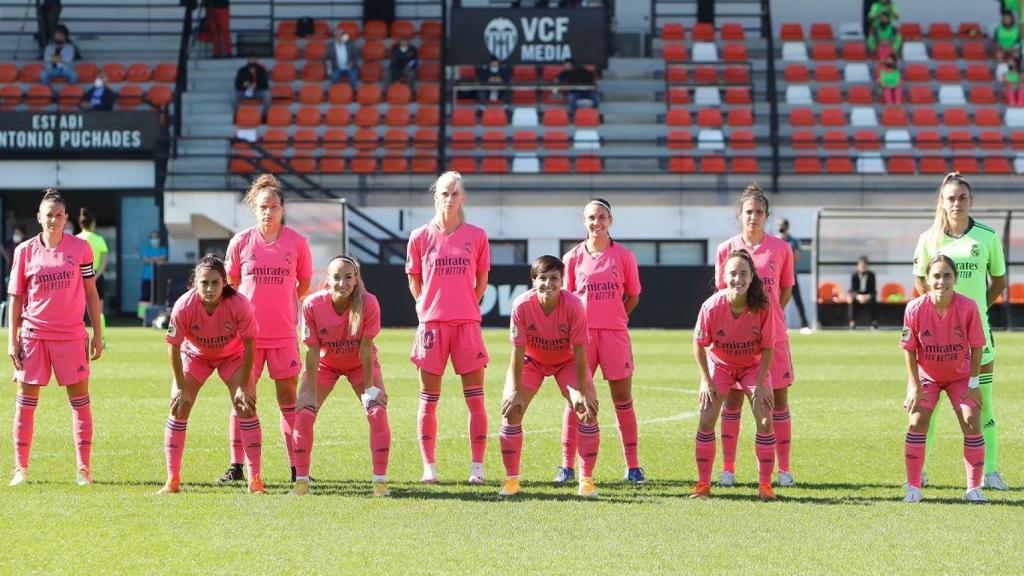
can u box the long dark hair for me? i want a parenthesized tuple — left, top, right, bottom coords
(78, 207, 95, 230)
(725, 250, 769, 311)
(188, 254, 236, 298)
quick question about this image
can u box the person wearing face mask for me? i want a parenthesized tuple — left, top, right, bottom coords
(140, 231, 168, 302)
(325, 29, 360, 91)
(40, 26, 78, 85)
(80, 74, 115, 111)
(233, 57, 268, 110)
(475, 56, 511, 105)
(389, 36, 418, 88)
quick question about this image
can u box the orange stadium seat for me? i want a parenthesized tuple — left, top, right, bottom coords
(818, 281, 842, 303)
(669, 156, 696, 173)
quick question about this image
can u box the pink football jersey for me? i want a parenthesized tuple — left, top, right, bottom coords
(302, 289, 381, 372)
(405, 222, 490, 323)
(562, 241, 641, 330)
(166, 290, 258, 360)
(901, 292, 986, 382)
(510, 289, 589, 366)
(695, 289, 778, 371)
(8, 233, 94, 339)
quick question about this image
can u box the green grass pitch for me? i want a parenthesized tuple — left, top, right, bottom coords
(0, 327, 1022, 574)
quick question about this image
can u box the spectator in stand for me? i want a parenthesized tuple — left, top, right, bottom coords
(234, 58, 268, 109)
(1003, 56, 1024, 105)
(475, 56, 511, 106)
(140, 231, 168, 302)
(995, 11, 1021, 64)
(325, 28, 360, 92)
(79, 73, 115, 111)
(879, 55, 903, 105)
(40, 25, 77, 85)
(389, 36, 418, 87)
(36, 0, 62, 54)
(867, 12, 902, 60)
(205, 0, 232, 58)
(556, 58, 599, 115)
(868, 0, 899, 30)
(848, 256, 878, 330)
(1, 225, 26, 297)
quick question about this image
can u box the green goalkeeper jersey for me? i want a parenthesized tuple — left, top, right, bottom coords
(913, 218, 1006, 326)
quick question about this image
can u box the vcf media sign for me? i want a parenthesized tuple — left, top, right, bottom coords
(450, 8, 608, 66)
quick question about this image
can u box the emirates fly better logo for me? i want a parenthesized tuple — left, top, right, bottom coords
(484, 18, 518, 61)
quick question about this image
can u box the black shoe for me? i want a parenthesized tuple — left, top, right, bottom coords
(291, 466, 296, 483)
(218, 464, 245, 483)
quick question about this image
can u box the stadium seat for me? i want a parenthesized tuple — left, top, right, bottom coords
(667, 130, 694, 149)
(271, 63, 296, 83)
(854, 130, 881, 150)
(574, 108, 600, 127)
(668, 87, 691, 105)
(794, 156, 822, 174)
(721, 22, 746, 41)
(943, 108, 969, 127)
(322, 129, 348, 150)
(975, 109, 1001, 127)
(948, 131, 973, 150)
(274, 43, 299, 61)
(691, 22, 714, 41)
(724, 66, 750, 84)
(576, 156, 603, 173)
(904, 63, 930, 83)
(354, 106, 381, 128)
(785, 85, 812, 105)
(357, 84, 382, 105)
(938, 85, 966, 105)
(788, 108, 815, 127)
(385, 83, 411, 105)
(724, 88, 751, 105)
(511, 108, 539, 127)
(920, 157, 949, 174)
(295, 106, 321, 127)
(481, 156, 509, 173)
(512, 130, 538, 150)
(915, 130, 942, 150)
(57, 85, 82, 110)
(697, 129, 725, 150)
(0, 63, 17, 83)
(825, 157, 854, 173)
(385, 106, 410, 127)
(900, 22, 923, 40)
(668, 156, 696, 173)
(301, 62, 325, 82)
(888, 155, 916, 174)
(543, 108, 570, 127)
(979, 131, 1006, 150)
(379, 155, 407, 174)
(780, 22, 804, 41)
(662, 23, 686, 41)
(730, 130, 756, 149)
(328, 83, 353, 104)
(118, 85, 144, 109)
(811, 43, 837, 61)
(325, 106, 351, 127)
(962, 43, 987, 61)
(265, 106, 291, 127)
(481, 108, 508, 127)
(792, 130, 818, 149)
(413, 128, 438, 150)
(966, 64, 992, 82)
(823, 130, 849, 149)
(841, 41, 867, 61)
(732, 156, 760, 173)
(700, 155, 727, 173)
(450, 108, 476, 127)
(697, 108, 723, 128)
(818, 281, 843, 303)
(847, 85, 874, 104)
(815, 64, 841, 82)
(411, 154, 439, 174)
(784, 64, 810, 82)
(983, 157, 1012, 174)
(298, 84, 324, 105)
(544, 156, 571, 173)
(722, 44, 748, 62)
(413, 107, 438, 126)
(303, 42, 327, 61)
(810, 22, 834, 41)
(816, 86, 842, 104)
(881, 108, 908, 127)
(727, 108, 753, 127)
(360, 63, 383, 83)
(911, 108, 939, 127)
(353, 129, 378, 151)
(420, 20, 442, 41)
(390, 20, 415, 40)
(880, 283, 907, 303)
(694, 65, 718, 83)
(481, 130, 507, 150)
(663, 43, 688, 62)
(970, 86, 996, 105)
(782, 42, 808, 62)
(850, 107, 878, 127)
(418, 62, 441, 82)
(884, 129, 912, 150)
(351, 154, 378, 174)
(364, 20, 387, 41)
(543, 130, 570, 149)
(0, 85, 22, 110)
(416, 84, 440, 104)
(820, 108, 846, 127)
(908, 86, 934, 105)
(931, 43, 956, 60)
(951, 157, 979, 174)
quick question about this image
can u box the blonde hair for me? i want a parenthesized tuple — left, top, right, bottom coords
(328, 255, 366, 336)
(243, 173, 284, 210)
(928, 172, 972, 250)
(429, 171, 466, 226)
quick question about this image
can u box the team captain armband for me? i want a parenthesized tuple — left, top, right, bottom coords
(80, 263, 95, 279)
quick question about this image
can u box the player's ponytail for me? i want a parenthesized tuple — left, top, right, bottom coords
(727, 250, 769, 311)
(328, 254, 365, 336)
(929, 172, 972, 250)
(189, 254, 236, 298)
(40, 188, 66, 209)
(243, 173, 284, 210)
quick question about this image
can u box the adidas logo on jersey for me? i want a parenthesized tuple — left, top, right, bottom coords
(527, 324, 537, 331)
(716, 329, 726, 337)
(320, 328, 328, 334)
(922, 329, 932, 337)
(477, 352, 486, 359)
(191, 324, 201, 332)
(77, 365, 86, 372)
(290, 360, 298, 367)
